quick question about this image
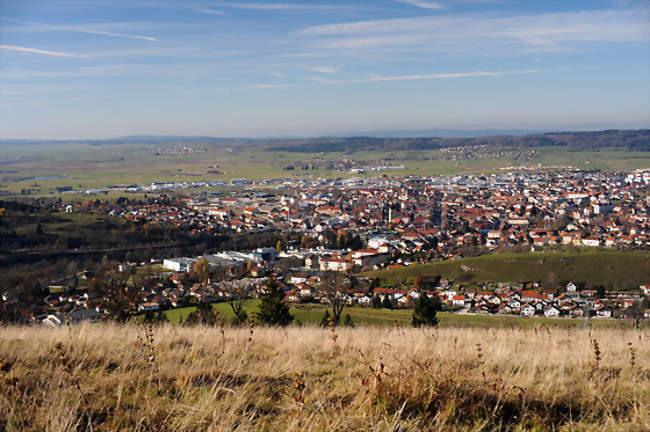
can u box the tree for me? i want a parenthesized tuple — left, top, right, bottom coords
(223, 283, 248, 326)
(185, 302, 220, 326)
(371, 295, 382, 309)
(320, 309, 332, 327)
(411, 294, 440, 327)
(143, 309, 169, 325)
(382, 296, 394, 310)
(276, 239, 283, 252)
(97, 270, 140, 322)
(595, 285, 606, 299)
(624, 300, 647, 330)
(256, 276, 293, 326)
(192, 258, 210, 285)
(35, 223, 43, 235)
(318, 271, 350, 326)
(342, 313, 355, 328)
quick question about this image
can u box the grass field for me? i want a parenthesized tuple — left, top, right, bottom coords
(2, 141, 648, 198)
(150, 299, 638, 330)
(365, 250, 650, 290)
(0, 324, 648, 431)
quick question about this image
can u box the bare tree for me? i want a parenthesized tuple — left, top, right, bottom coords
(624, 300, 648, 330)
(221, 281, 249, 326)
(98, 270, 140, 322)
(318, 271, 351, 325)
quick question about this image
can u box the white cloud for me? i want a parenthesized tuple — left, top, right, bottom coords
(310, 69, 539, 84)
(217, 3, 362, 11)
(1, 18, 157, 41)
(270, 72, 287, 77)
(310, 66, 338, 74)
(296, 9, 649, 53)
(251, 83, 287, 88)
(396, 0, 444, 10)
(198, 8, 226, 16)
(0, 44, 89, 58)
(81, 29, 156, 41)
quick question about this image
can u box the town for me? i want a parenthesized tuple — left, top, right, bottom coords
(4, 167, 648, 326)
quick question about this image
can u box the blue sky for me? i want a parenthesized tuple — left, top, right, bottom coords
(0, 0, 648, 139)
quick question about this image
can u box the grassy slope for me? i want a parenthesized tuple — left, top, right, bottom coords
(364, 250, 650, 290)
(156, 299, 634, 329)
(1, 324, 648, 431)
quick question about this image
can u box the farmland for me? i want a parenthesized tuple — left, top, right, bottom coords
(1, 138, 649, 198)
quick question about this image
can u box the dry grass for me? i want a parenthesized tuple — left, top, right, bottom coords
(0, 324, 649, 431)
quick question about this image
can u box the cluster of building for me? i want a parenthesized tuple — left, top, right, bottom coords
(87, 168, 650, 264)
(23, 167, 649, 325)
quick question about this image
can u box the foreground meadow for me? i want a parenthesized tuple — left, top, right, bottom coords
(0, 325, 648, 431)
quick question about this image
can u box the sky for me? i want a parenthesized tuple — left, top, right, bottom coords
(0, 0, 649, 139)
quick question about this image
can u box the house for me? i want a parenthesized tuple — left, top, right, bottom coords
(582, 237, 600, 247)
(497, 304, 512, 314)
(520, 303, 536, 317)
(567, 305, 585, 317)
(544, 305, 561, 317)
(452, 295, 465, 307)
(595, 306, 612, 318)
(290, 273, 309, 284)
(319, 258, 352, 272)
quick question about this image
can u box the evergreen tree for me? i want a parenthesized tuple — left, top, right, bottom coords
(382, 296, 394, 310)
(342, 313, 355, 328)
(371, 295, 382, 309)
(256, 276, 293, 326)
(411, 294, 440, 327)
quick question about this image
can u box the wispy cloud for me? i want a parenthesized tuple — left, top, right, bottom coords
(270, 72, 287, 78)
(197, 8, 226, 16)
(0, 44, 89, 58)
(1, 18, 157, 41)
(80, 29, 156, 41)
(296, 9, 649, 53)
(310, 66, 338, 74)
(310, 69, 539, 84)
(251, 83, 287, 88)
(396, 0, 444, 10)
(216, 2, 363, 11)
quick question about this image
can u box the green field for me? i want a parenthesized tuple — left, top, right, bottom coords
(2, 141, 648, 198)
(150, 299, 635, 329)
(365, 250, 650, 290)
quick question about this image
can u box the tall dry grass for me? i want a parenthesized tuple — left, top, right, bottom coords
(0, 324, 648, 431)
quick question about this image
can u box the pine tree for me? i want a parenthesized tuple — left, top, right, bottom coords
(382, 296, 394, 309)
(256, 276, 293, 326)
(371, 295, 382, 309)
(411, 294, 440, 327)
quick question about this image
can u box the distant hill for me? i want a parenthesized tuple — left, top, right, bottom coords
(265, 129, 650, 153)
(331, 128, 549, 138)
(2, 129, 648, 151)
